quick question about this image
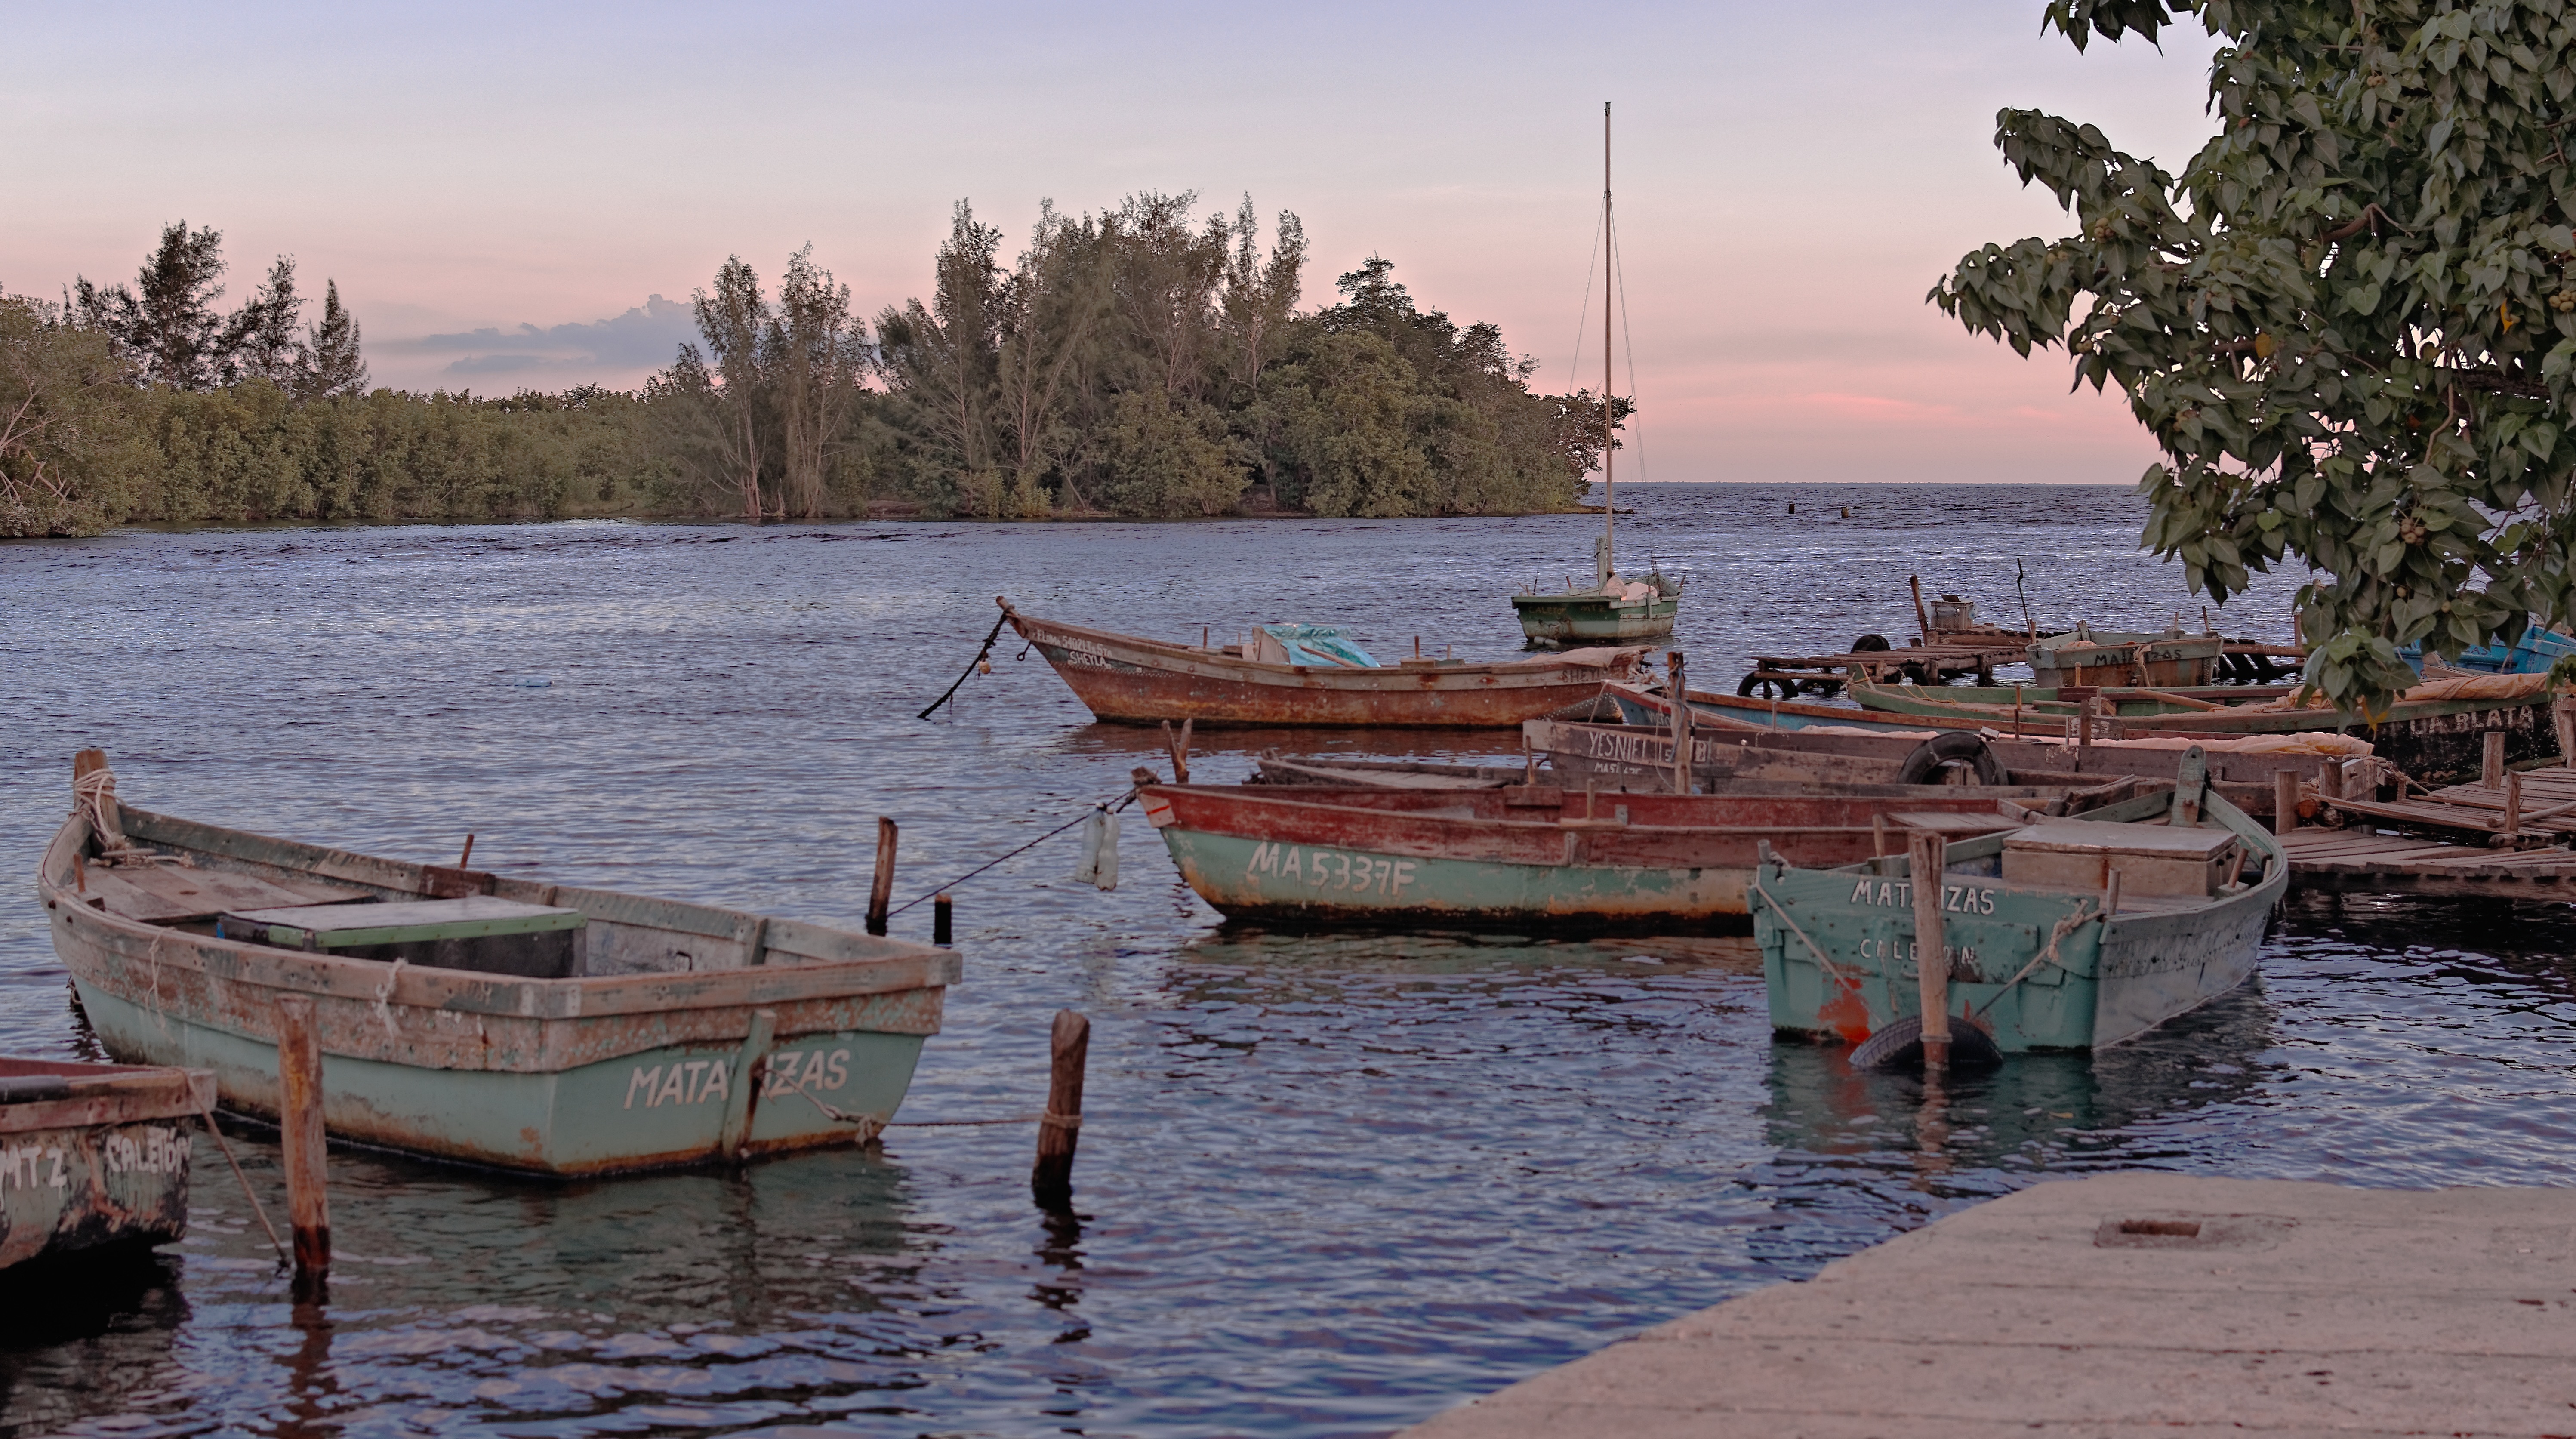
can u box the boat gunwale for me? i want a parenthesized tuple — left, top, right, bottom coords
(40, 806, 960, 1029)
(1003, 601, 1648, 692)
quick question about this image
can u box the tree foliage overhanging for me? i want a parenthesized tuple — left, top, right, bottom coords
(4, 196, 1615, 537)
(1932, 0, 2576, 713)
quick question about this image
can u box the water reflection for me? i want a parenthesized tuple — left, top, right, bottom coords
(0, 1250, 190, 1435)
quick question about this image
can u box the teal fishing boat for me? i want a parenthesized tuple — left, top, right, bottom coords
(1753, 751, 2286, 1054)
(1511, 102, 1683, 650)
(41, 755, 957, 1177)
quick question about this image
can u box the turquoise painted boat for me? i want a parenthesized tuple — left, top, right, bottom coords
(1753, 755, 2286, 1054)
(1138, 780, 2068, 931)
(40, 759, 958, 1177)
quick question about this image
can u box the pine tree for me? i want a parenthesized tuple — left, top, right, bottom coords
(297, 280, 369, 400)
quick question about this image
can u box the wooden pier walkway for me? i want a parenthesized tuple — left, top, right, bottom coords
(1399, 1172, 2576, 1437)
(2283, 828, 2576, 896)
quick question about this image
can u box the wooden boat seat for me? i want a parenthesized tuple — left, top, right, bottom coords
(217, 897, 588, 980)
(76, 863, 372, 925)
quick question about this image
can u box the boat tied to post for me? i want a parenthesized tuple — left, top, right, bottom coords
(41, 752, 958, 1177)
(1754, 747, 2287, 1057)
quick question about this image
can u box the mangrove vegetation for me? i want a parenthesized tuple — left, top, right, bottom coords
(4, 197, 1621, 537)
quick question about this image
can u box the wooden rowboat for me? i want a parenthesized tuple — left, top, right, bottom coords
(1137, 780, 2091, 931)
(1522, 718, 2351, 814)
(42, 757, 957, 1177)
(1002, 598, 1644, 727)
(1756, 752, 2286, 1053)
(0, 1058, 210, 1272)
(1850, 673, 2563, 783)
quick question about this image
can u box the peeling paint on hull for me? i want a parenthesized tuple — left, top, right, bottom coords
(1004, 603, 1642, 727)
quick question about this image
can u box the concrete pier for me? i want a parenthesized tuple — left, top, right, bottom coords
(1401, 1172, 2576, 1437)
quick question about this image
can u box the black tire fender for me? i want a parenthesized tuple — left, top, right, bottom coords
(1848, 1012, 2004, 1072)
(1896, 731, 2008, 786)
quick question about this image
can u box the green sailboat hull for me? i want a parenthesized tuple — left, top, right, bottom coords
(1511, 592, 1680, 648)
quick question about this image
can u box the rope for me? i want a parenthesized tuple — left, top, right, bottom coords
(1971, 902, 2101, 1023)
(1748, 877, 1856, 985)
(886, 1113, 1079, 1129)
(195, 1098, 290, 1267)
(918, 611, 1012, 721)
(71, 769, 150, 863)
(883, 787, 1139, 918)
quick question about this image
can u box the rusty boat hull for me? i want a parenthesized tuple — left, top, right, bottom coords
(42, 795, 958, 1178)
(0, 1059, 210, 1272)
(1002, 601, 1642, 727)
(1138, 782, 2069, 931)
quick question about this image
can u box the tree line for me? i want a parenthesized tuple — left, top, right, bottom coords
(4, 199, 1620, 536)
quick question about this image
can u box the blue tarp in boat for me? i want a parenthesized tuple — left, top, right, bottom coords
(1260, 625, 1381, 668)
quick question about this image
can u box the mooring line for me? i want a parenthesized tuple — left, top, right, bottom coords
(196, 1099, 290, 1266)
(883, 787, 1139, 918)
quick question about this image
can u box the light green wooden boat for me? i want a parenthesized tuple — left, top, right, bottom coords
(40, 761, 958, 1177)
(1753, 752, 2286, 1054)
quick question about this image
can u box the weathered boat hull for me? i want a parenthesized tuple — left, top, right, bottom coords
(0, 1060, 211, 1272)
(43, 801, 956, 1178)
(1004, 601, 1638, 727)
(1851, 681, 2560, 783)
(1606, 680, 1953, 734)
(1140, 783, 2067, 931)
(1756, 789, 2286, 1052)
(1510, 592, 1679, 648)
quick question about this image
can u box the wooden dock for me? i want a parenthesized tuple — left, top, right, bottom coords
(1399, 1172, 2576, 1436)
(2283, 828, 2576, 896)
(2282, 751, 2576, 898)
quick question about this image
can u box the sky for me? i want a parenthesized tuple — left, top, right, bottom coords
(6, 3, 2227, 484)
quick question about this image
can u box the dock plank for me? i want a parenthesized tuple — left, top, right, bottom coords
(1401, 1174, 2576, 1438)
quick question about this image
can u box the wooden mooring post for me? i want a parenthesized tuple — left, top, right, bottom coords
(932, 892, 953, 946)
(2274, 769, 2302, 836)
(1666, 650, 1690, 795)
(276, 997, 330, 1285)
(866, 817, 898, 936)
(1031, 1010, 1090, 1208)
(2484, 730, 2508, 790)
(1907, 829, 1951, 1073)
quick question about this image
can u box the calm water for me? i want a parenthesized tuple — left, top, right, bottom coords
(2, 483, 2573, 1438)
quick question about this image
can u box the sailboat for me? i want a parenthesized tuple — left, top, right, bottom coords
(1511, 101, 1683, 650)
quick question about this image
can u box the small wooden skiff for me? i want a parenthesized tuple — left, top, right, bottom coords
(0, 1058, 211, 1272)
(1137, 780, 2095, 931)
(41, 756, 958, 1177)
(1755, 752, 2286, 1054)
(1003, 598, 1643, 727)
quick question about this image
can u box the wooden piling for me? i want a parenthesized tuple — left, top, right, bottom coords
(1162, 718, 1193, 784)
(276, 997, 330, 1280)
(2557, 696, 2576, 769)
(1667, 650, 1690, 795)
(2505, 770, 2524, 843)
(866, 817, 898, 937)
(1031, 1010, 1089, 1207)
(2079, 696, 2098, 749)
(2274, 769, 2301, 836)
(933, 893, 953, 946)
(2484, 730, 2507, 789)
(1908, 575, 1932, 644)
(2320, 758, 2344, 801)
(1907, 829, 1950, 1073)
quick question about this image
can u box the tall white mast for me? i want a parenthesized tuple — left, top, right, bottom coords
(1602, 101, 1615, 582)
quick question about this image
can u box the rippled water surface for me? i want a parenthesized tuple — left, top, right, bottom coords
(3, 484, 2573, 1437)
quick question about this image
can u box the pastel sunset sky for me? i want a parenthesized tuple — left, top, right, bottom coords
(9, 3, 2226, 484)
